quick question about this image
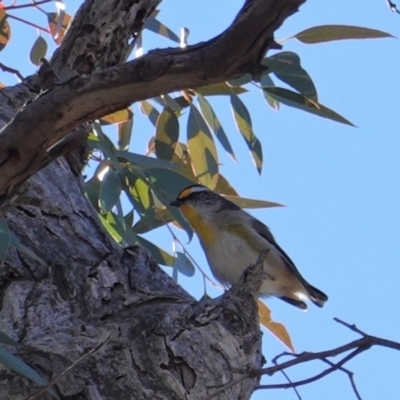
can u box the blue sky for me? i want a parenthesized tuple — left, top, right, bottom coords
(2, 0, 400, 399)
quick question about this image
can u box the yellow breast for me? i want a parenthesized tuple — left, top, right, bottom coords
(179, 204, 218, 248)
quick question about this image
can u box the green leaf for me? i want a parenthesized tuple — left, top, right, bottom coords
(0, 348, 58, 399)
(89, 123, 122, 172)
(117, 150, 184, 171)
(0, 218, 10, 263)
(174, 96, 191, 109)
(187, 104, 219, 189)
(140, 168, 194, 239)
(9, 232, 46, 266)
(124, 209, 134, 228)
(262, 52, 318, 101)
(136, 236, 175, 266)
(99, 169, 122, 213)
(98, 212, 124, 243)
(133, 207, 174, 234)
(264, 87, 354, 126)
(29, 36, 47, 66)
(130, 177, 154, 216)
(155, 108, 179, 161)
(230, 93, 263, 174)
(224, 195, 284, 209)
(117, 117, 134, 151)
(0, 331, 19, 347)
(162, 95, 182, 112)
(84, 175, 101, 210)
(139, 101, 160, 126)
(174, 251, 195, 277)
(260, 74, 280, 111)
(194, 82, 247, 96)
(144, 17, 180, 43)
(215, 174, 239, 196)
(227, 74, 253, 87)
(197, 94, 236, 161)
(292, 25, 393, 44)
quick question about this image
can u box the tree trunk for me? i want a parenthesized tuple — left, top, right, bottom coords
(0, 0, 304, 398)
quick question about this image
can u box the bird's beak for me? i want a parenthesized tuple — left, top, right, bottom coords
(170, 199, 182, 207)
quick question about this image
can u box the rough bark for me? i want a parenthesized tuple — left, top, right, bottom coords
(0, 0, 305, 399)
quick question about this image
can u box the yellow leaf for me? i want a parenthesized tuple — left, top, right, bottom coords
(101, 108, 133, 125)
(257, 299, 295, 352)
(225, 195, 284, 209)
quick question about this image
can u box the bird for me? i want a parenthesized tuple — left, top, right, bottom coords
(170, 184, 328, 310)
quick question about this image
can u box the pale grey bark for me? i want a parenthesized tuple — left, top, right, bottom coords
(0, 0, 305, 399)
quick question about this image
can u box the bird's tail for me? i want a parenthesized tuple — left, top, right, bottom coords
(308, 284, 328, 308)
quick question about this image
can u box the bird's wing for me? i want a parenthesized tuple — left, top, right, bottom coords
(251, 217, 328, 305)
(250, 218, 298, 270)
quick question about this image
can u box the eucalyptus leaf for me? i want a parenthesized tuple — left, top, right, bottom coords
(292, 25, 393, 44)
(194, 82, 247, 96)
(260, 74, 280, 111)
(230, 93, 263, 174)
(0, 348, 58, 398)
(264, 87, 354, 126)
(263, 52, 318, 101)
(174, 251, 195, 277)
(155, 108, 179, 161)
(224, 195, 284, 209)
(0, 331, 19, 347)
(197, 94, 236, 161)
(187, 104, 219, 188)
(117, 117, 134, 151)
(136, 236, 175, 266)
(144, 17, 180, 43)
(29, 36, 47, 66)
(139, 101, 160, 126)
(99, 169, 122, 213)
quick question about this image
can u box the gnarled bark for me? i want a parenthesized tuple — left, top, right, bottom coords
(0, 0, 305, 399)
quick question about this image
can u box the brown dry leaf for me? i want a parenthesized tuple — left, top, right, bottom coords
(47, 12, 72, 44)
(257, 299, 295, 352)
(0, 9, 11, 52)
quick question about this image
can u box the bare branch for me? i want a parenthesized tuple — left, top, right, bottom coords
(0, 62, 24, 81)
(321, 358, 362, 400)
(4, 0, 52, 10)
(256, 319, 400, 392)
(0, 0, 305, 215)
(206, 318, 400, 399)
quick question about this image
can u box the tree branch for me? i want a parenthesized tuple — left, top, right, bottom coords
(206, 318, 400, 399)
(256, 318, 400, 396)
(0, 0, 305, 215)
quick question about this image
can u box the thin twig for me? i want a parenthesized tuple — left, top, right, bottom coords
(5, 0, 52, 10)
(321, 358, 362, 400)
(7, 14, 49, 32)
(24, 330, 115, 400)
(334, 317, 368, 336)
(0, 61, 24, 81)
(257, 347, 364, 390)
(279, 369, 302, 399)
